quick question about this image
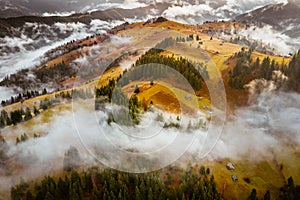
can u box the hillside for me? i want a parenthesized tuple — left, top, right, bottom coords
(236, 1, 300, 38)
(0, 3, 170, 37)
(1, 18, 293, 115)
(0, 18, 300, 200)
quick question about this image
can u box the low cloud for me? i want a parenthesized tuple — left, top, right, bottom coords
(211, 91, 300, 160)
(238, 25, 300, 55)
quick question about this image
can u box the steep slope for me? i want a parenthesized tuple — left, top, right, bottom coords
(0, 3, 170, 37)
(1, 19, 300, 200)
(236, 1, 300, 38)
(0, 0, 291, 22)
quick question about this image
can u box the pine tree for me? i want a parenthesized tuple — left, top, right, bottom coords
(206, 168, 210, 175)
(248, 188, 257, 200)
(26, 191, 34, 200)
(263, 190, 271, 200)
(199, 166, 206, 175)
(10, 110, 22, 125)
(24, 107, 32, 121)
(92, 186, 101, 200)
(34, 106, 40, 115)
(0, 117, 5, 128)
(135, 186, 141, 200)
(15, 137, 20, 145)
(134, 85, 140, 94)
(44, 191, 55, 200)
(148, 188, 153, 200)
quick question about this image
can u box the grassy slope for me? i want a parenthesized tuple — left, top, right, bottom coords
(0, 20, 297, 199)
(128, 21, 297, 199)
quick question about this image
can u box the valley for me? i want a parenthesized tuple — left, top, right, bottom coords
(0, 6, 300, 199)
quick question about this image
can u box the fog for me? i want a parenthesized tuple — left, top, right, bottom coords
(161, 0, 288, 24)
(0, 19, 125, 100)
(0, 19, 125, 78)
(238, 25, 300, 55)
(0, 87, 299, 194)
(0, 102, 208, 190)
(0, 0, 299, 195)
(211, 91, 300, 160)
(42, 11, 76, 17)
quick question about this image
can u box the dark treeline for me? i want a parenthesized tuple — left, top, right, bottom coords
(229, 49, 300, 91)
(229, 48, 284, 89)
(284, 50, 300, 92)
(43, 22, 129, 66)
(0, 61, 76, 90)
(1, 106, 33, 127)
(229, 36, 276, 55)
(0, 22, 130, 91)
(229, 49, 300, 92)
(124, 47, 208, 91)
(11, 166, 220, 200)
(1, 88, 48, 107)
(0, 88, 93, 129)
(95, 79, 117, 102)
(279, 176, 300, 200)
(248, 176, 300, 200)
(35, 61, 77, 84)
(95, 79, 141, 126)
(43, 35, 106, 64)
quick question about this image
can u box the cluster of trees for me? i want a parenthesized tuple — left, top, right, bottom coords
(53, 88, 93, 101)
(35, 61, 76, 84)
(95, 79, 141, 126)
(15, 133, 29, 144)
(229, 48, 283, 89)
(1, 88, 47, 107)
(39, 98, 53, 111)
(0, 137, 8, 164)
(284, 50, 300, 92)
(106, 94, 141, 126)
(132, 48, 206, 91)
(0, 68, 38, 90)
(155, 37, 176, 50)
(248, 188, 270, 200)
(0, 106, 37, 128)
(229, 49, 255, 89)
(43, 22, 130, 65)
(42, 88, 88, 107)
(0, 88, 94, 129)
(11, 165, 220, 200)
(229, 48, 300, 91)
(95, 80, 116, 102)
(2, 22, 129, 92)
(154, 35, 201, 51)
(43, 34, 104, 63)
(163, 121, 180, 129)
(230, 36, 275, 55)
(248, 176, 300, 200)
(15, 133, 40, 145)
(63, 146, 81, 172)
(279, 176, 300, 199)
(127, 95, 140, 125)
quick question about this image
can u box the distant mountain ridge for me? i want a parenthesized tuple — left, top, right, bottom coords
(0, 3, 170, 38)
(236, 1, 300, 38)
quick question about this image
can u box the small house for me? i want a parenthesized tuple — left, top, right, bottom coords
(226, 163, 235, 171)
(232, 175, 238, 182)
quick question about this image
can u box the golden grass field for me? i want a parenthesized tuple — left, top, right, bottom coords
(0, 20, 298, 199)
